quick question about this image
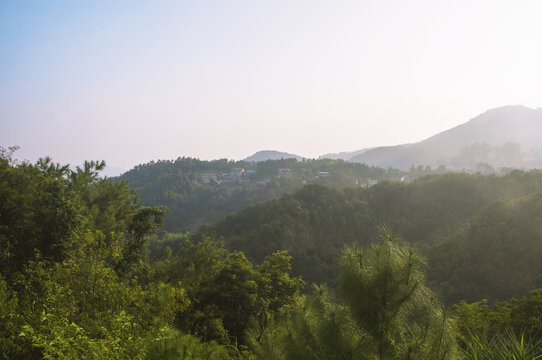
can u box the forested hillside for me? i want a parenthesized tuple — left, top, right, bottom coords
(198, 171, 542, 302)
(116, 157, 412, 232)
(430, 192, 542, 303)
(0, 151, 302, 358)
(2, 150, 542, 358)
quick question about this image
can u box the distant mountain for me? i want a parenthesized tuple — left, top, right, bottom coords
(349, 105, 542, 170)
(244, 150, 304, 162)
(318, 148, 374, 161)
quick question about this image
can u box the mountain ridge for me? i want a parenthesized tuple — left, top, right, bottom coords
(243, 106, 542, 170)
(348, 105, 542, 170)
(244, 150, 305, 162)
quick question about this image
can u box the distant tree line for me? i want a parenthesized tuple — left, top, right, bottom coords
(116, 156, 452, 232)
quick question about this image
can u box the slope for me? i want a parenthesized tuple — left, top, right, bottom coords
(349, 105, 542, 170)
(199, 170, 542, 302)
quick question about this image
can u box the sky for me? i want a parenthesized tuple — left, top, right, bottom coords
(1, 0, 541, 170)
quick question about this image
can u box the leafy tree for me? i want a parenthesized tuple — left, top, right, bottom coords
(0, 275, 27, 358)
(120, 206, 168, 272)
(0, 155, 80, 276)
(146, 327, 246, 360)
(455, 288, 542, 350)
(257, 251, 305, 313)
(153, 237, 303, 346)
(212, 251, 260, 343)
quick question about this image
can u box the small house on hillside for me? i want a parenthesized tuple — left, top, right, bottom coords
(360, 178, 380, 188)
(278, 168, 293, 177)
(231, 168, 245, 182)
(200, 172, 219, 184)
(246, 169, 257, 177)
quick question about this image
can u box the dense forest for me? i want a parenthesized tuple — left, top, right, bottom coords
(198, 171, 542, 303)
(116, 157, 443, 232)
(2, 149, 542, 359)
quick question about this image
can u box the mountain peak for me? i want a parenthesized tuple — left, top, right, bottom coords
(244, 150, 305, 162)
(348, 105, 542, 170)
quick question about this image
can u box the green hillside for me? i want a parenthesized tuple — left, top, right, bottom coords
(198, 171, 542, 302)
(430, 192, 542, 303)
(116, 157, 406, 232)
(3, 151, 542, 359)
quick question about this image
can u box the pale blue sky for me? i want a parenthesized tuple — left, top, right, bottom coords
(1, 0, 541, 169)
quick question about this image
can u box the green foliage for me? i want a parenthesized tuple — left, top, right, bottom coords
(116, 157, 398, 232)
(201, 184, 372, 285)
(252, 233, 459, 360)
(4, 149, 542, 359)
(146, 326, 247, 360)
(0, 276, 24, 357)
(257, 251, 305, 313)
(155, 237, 231, 342)
(455, 289, 542, 359)
(21, 311, 147, 360)
(252, 286, 365, 360)
(0, 155, 80, 275)
(461, 330, 542, 360)
(455, 289, 542, 338)
(120, 206, 168, 273)
(338, 231, 459, 359)
(4, 230, 188, 358)
(200, 171, 542, 302)
(154, 237, 304, 345)
(0, 153, 153, 277)
(213, 251, 260, 342)
(0, 153, 196, 359)
(430, 193, 542, 303)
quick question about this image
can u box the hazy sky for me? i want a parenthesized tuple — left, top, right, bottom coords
(1, 1, 541, 169)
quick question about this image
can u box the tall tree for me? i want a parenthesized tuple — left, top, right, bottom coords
(254, 230, 459, 360)
(338, 229, 458, 359)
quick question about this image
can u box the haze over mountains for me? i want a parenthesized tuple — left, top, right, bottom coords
(106, 105, 541, 175)
(245, 105, 542, 171)
(318, 148, 374, 161)
(349, 105, 542, 170)
(244, 150, 305, 162)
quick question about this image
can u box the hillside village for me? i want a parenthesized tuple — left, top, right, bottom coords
(199, 166, 381, 187)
